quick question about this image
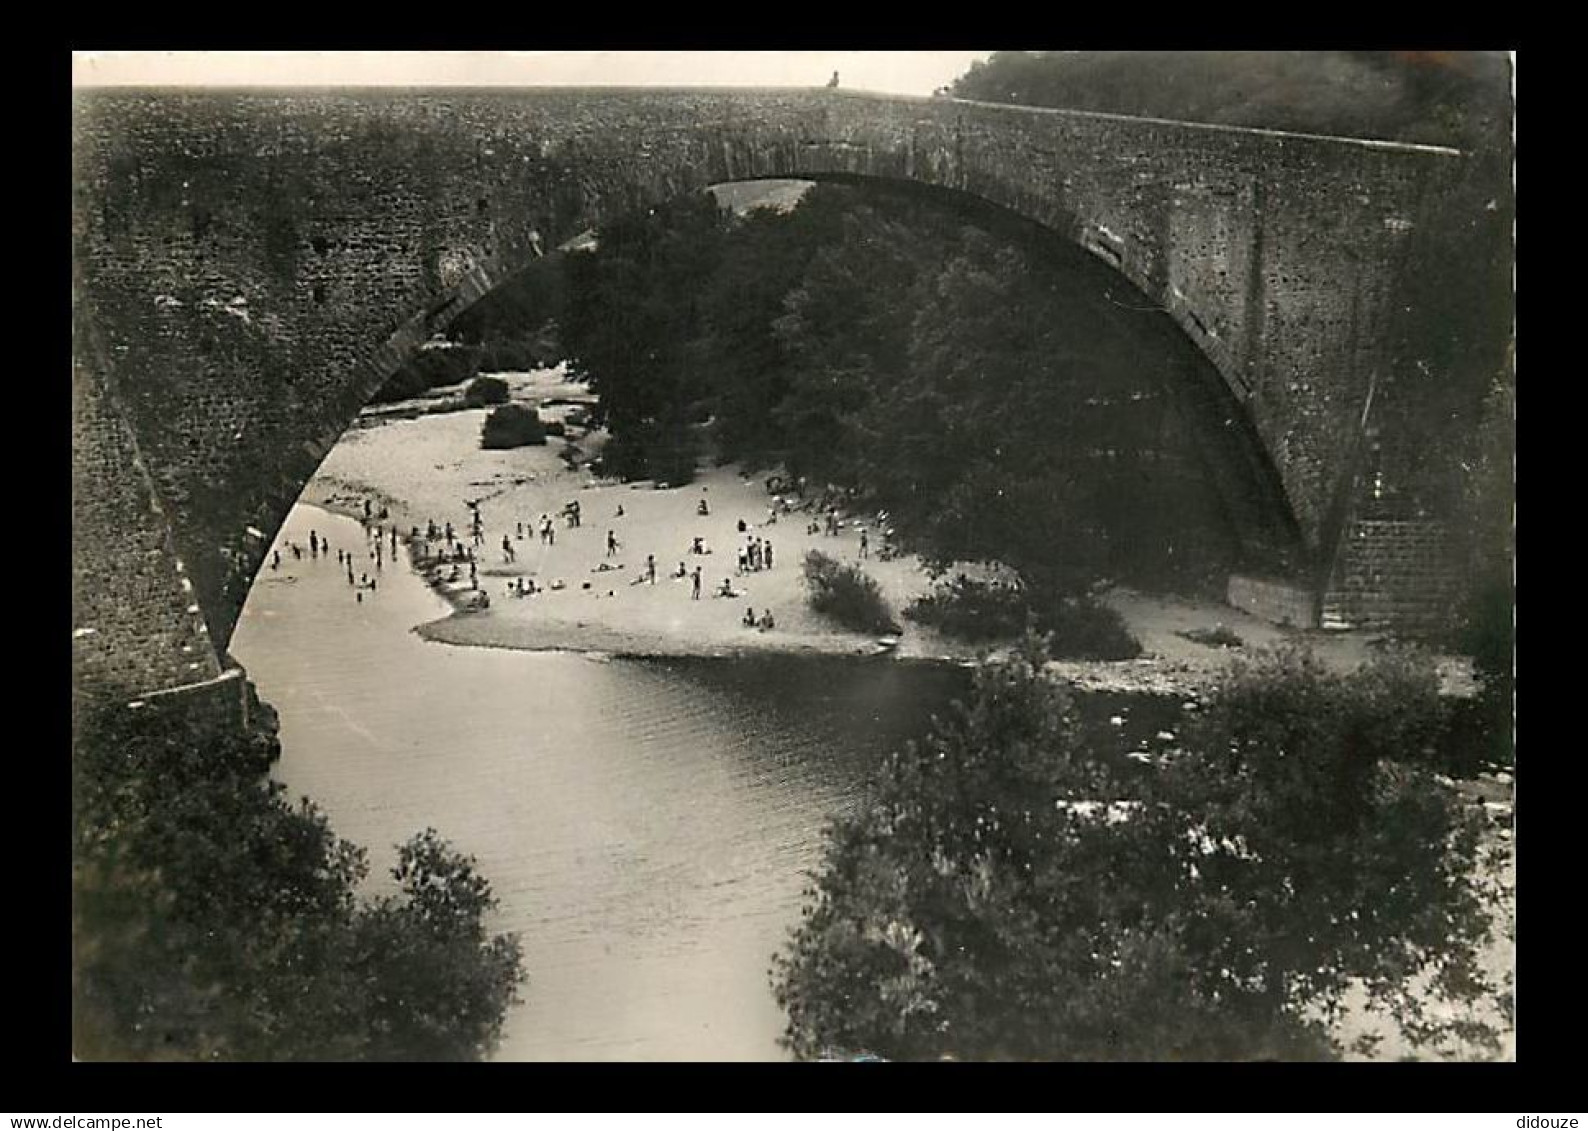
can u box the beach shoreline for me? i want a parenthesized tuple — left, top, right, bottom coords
(297, 369, 1477, 698)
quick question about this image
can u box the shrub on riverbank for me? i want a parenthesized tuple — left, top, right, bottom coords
(773, 635, 1507, 1061)
(464, 375, 510, 408)
(904, 574, 1142, 660)
(72, 701, 524, 1061)
(370, 343, 483, 406)
(802, 550, 900, 635)
(481, 404, 547, 449)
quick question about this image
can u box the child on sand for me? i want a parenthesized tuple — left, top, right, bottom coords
(607, 530, 620, 557)
(743, 606, 757, 628)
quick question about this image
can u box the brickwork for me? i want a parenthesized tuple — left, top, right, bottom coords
(1322, 518, 1461, 634)
(71, 88, 1475, 696)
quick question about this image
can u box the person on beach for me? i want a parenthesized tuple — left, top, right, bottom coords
(370, 577, 377, 593)
(310, 531, 319, 555)
(517, 521, 524, 540)
(347, 564, 355, 586)
(737, 518, 748, 533)
(444, 521, 454, 544)
(645, 554, 657, 584)
(615, 504, 624, 518)
(692, 567, 702, 600)
(271, 550, 280, 570)
(691, 536, 706, 555)
(743, 606, 757, 628)
(291, 543, 301, 561)
(391, 528, 398, 554)
(356, 591, 363, 603)
(759, 610, 775, 631)
(737, 547, 748, 575)
(607, 530, 620, 557)
(860, 529, 869, 559)
(765, 542, 773, 570)
(469, 563, 478, 590)
(674, 561, 688, 579)
(503, 535, 515, 563)
(698, 497, 710, 516)
(363, 500, 372, 521)
(718, 578, 735, 598)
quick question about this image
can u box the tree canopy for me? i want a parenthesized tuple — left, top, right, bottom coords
(73, 703, 525, 1061)
(772, 638, 1507, 1061)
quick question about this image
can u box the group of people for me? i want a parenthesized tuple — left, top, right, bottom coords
(269, 511, 395, 605)
(736, 534, 773, 575)
(300, 480, 898, 633)
(741, 605, 775, 631)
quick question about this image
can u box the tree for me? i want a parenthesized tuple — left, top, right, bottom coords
(73, 703, 525, 1061)
(772, 637, 1505, 1060)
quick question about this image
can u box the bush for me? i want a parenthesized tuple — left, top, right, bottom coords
(904, 574, 1141, 660)
(367, 343, 483, 405)
(412, 343, 481, 390)
(802, 550, 900, 635)
(480, 404, 547, 449)
(464, 375, 510, 408)
(73, 701, 524, 1061)
(1037, 595, 1142, 661)
(773, 635, 1506, 1062)
(369, 364, 431, 405)
(904, 575, 1029, 642)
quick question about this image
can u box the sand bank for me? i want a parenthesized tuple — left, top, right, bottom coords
(301, 370, 1473, 695)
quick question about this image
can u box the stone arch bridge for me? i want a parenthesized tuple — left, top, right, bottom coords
(71, 87, 1479, 711)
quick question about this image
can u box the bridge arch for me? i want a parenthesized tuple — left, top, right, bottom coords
(72, 88, 1463, 699)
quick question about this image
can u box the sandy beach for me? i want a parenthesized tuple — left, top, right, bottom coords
(302, 369, 1475, 695)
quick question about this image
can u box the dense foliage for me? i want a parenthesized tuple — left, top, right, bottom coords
(480, 404, 547, 449)
(370, 342, 483, 406)
(772, 638, 1506, 1061)
(801, 550, 901, 636)
(451, 254, 567, 359)
(464, 375, 510, 408)
(905, 575, 1142, 660)
(560, 193, 731, 485)
(560, 184, 1241, 599)
(946, 51, 1511, 151)
(73, 703, 525, 1061)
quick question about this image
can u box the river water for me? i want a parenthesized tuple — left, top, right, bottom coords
(231, 502, 979, 1061)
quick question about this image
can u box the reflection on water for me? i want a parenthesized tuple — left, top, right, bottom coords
(231, 503, 967, 1061)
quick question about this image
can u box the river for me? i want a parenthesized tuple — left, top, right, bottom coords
(232, 502, 980, 1061)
